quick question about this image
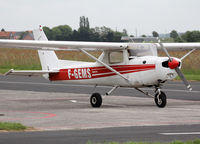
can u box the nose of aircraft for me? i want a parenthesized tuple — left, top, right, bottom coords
(168, 58, 181, 69)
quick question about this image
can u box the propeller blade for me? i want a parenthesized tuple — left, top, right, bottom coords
(158, 39, 192, 91)
(158, 40, 172, 61)
(175, 67, 192, 91)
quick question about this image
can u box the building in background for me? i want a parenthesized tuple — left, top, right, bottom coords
(0, 30, 34, 40)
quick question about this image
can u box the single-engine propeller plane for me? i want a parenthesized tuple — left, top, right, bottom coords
(0, 26, 200, 108)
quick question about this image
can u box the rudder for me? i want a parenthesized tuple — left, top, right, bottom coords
(33, 26, 58, 70)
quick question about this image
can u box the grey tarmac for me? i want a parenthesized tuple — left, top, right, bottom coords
(0, 75, 200, 143)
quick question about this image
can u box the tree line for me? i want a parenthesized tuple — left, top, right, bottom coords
(169, 30, 200, 42)
(2, 16, 199, 42)
(151, 30, 200, 42)
(43, 16, 128, 42)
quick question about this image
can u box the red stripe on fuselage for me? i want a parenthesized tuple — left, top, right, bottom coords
(49, 64, 155, 81)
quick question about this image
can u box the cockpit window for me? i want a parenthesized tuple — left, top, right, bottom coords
(109, 51, 123, 64)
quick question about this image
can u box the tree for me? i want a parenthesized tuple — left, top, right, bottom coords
(52, 25, 72, 41)
(1, 28, 5, 32)
(141, 35, 146, 37)
(78, 16, 90, 41)
(79, 28, 90, 41)
(152, 31, 159, 37)
(86, 17, 90, 29)
(106, 31, 114, 42)
(89, 28, 100, 42)
(181, 31, 200, 42)
(122, 29, 128, 36)
(113, 31, 125, 42)
(71, 30, 80, 41)
(43, 26, 53, 40)
(174, 37, 184, 42)
(42, 17, 130, 42)
(79, 16, 90, 29)
(170, 30, 179, 39)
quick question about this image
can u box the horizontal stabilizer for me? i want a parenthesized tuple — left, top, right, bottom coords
(5, 69, 59, 77)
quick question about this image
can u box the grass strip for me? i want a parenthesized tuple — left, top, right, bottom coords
(175, 69, 200, 81)
(175, 74, 200, 81)
(87, 139, 200, 144)
(0, 122, 27, 131)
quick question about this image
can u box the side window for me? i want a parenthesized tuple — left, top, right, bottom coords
(109, 51, 123, 64)
(128, 49, 136, 56)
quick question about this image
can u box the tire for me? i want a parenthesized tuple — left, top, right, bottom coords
(154, 91, 167, 108)
(90, 93, 102, 108)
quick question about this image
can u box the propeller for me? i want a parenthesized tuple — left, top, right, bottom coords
(158, 39, 192, 91)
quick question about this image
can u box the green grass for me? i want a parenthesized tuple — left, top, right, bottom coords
(87, 139, 200, 144)
(175, 74, 200, 81)
(0, 68, 10, 74)
(0, 122, 27, 131)
(0, 65, 41, 74)
(175, 69, 200, 81)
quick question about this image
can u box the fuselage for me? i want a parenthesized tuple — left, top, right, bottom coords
(48, 55, 179, 88)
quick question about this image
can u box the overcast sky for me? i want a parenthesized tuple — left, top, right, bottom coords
(1, 0, 200, 36)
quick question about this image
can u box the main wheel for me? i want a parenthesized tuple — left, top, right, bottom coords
(154, 91, 167, 108)
(90, 93, 102, 108)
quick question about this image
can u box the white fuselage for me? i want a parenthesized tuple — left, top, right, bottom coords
(49, 50, 179, 88)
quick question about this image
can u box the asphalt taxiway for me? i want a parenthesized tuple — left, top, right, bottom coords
(0, 75, 200, 143)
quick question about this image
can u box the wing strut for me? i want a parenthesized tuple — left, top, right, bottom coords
(181, 49, 196, 60)
(80, 49, 131, 84)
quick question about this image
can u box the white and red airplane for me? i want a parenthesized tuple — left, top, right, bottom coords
(0, 26, 200, 108)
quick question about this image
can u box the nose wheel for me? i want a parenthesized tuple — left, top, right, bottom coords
(154, 91, 167, 108)
(135, 87, 167, 108)
(90, 93, 102, 108)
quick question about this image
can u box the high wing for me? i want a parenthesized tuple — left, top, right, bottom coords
(0, 39, 200, 51)
(127, 43, 200, 51)
(4, 69, 59, 76)
(0, 39, 127, 51)
(155, 43, 200, 50)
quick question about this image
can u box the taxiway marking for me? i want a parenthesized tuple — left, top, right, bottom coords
(0, 111, 56, 121)
(70, 100, 77, 103)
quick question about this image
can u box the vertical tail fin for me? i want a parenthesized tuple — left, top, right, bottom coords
(33, 26, 58, 70)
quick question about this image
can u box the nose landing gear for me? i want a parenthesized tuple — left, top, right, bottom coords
(154, 89, 167, 108)
(135, 87, 167, 108)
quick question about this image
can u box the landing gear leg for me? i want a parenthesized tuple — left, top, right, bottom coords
(154, 88, 167, 108)
(90, 86, 119, 108)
